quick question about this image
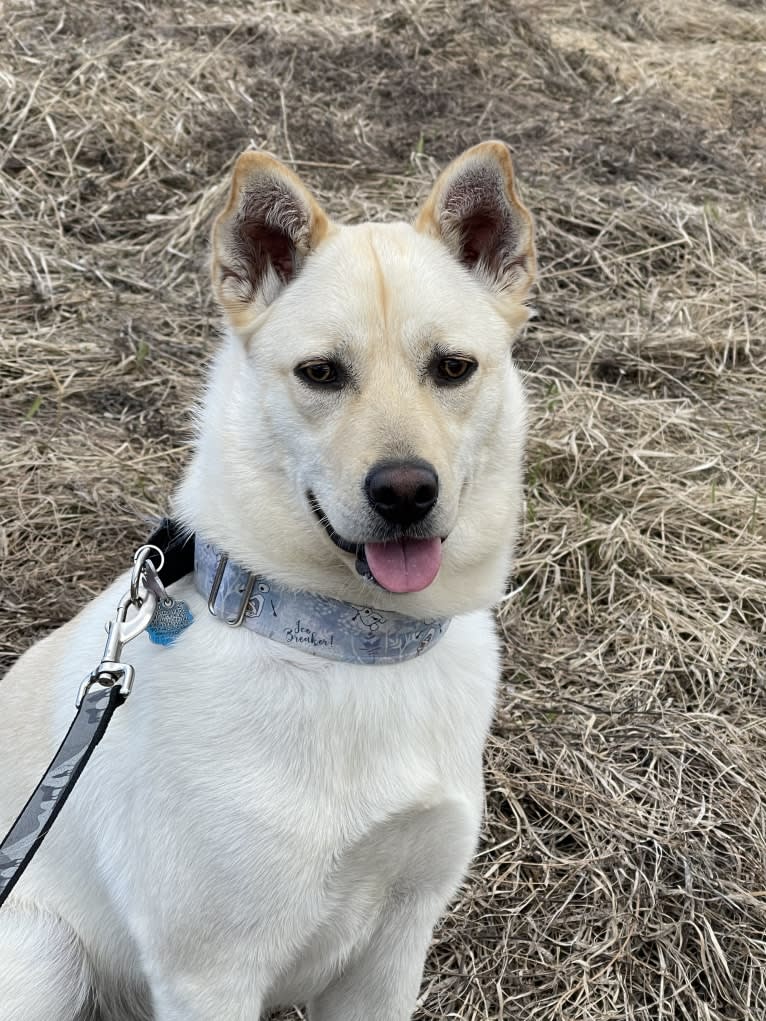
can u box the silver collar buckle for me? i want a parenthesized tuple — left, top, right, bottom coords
(206, 554, 256, 627)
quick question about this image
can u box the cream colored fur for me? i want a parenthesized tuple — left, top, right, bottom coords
(0, 142, 535, 1020)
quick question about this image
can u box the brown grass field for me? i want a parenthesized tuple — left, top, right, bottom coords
(2, 1, 765, 1018)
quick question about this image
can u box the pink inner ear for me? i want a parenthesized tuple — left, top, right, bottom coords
(253, 223, 294, 282)
(441, 166, 518, 279)
(240, 220, 296, 288)
(460, 211, 501, 269)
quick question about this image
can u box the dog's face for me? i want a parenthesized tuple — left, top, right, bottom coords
(181, 143, 535, 618)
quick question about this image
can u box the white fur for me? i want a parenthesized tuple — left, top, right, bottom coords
(0, 146, 532, 1020)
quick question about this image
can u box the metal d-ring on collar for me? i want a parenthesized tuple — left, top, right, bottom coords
(206, 553, 257, 627)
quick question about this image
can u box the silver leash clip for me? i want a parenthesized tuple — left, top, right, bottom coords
(75, 546, 163, 707)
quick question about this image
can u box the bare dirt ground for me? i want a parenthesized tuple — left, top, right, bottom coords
(2, 1, 765, 1018)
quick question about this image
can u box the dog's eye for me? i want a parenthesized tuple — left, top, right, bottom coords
(433, 356, 478, 385)
(296, 361, 342, 387)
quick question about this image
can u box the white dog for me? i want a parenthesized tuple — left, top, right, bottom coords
(0, 141, 535, 1020)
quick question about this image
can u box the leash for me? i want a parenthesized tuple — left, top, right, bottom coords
(0, 531, 191, 909)
(0, 685, 124, 909)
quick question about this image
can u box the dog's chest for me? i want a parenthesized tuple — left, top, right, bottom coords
(57, 591, 499, 998)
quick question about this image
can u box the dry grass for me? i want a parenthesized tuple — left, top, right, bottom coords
(2, 1, 765, 1018)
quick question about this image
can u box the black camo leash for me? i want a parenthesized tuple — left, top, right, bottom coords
(0, 522, 194, 909)
(0, 686, 124, 908)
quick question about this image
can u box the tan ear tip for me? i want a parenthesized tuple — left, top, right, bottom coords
(451, 141, 517, 184)
(483, 138, 511, 152)
(465, 139, 512, 160)
(235, 146, 281, 164)
(230, 150, 297, 192)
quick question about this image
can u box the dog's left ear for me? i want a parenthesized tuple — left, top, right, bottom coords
(212, 151, 332, 325)
(415, 141, 536, 316)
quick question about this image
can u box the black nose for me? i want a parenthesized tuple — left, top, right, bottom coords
(365, 459, 439, 527)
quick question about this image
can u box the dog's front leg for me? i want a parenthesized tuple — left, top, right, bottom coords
(309, 799, 479, 1020)
(0, 902, 95, 1021)
(308, 896, 439, 1021)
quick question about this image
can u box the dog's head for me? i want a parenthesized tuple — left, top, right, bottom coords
(179, 142, 535, 618)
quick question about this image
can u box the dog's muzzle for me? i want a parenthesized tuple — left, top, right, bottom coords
(307, 491, 446, 593)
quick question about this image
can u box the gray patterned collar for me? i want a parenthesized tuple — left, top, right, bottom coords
(194, 538, 450, 665)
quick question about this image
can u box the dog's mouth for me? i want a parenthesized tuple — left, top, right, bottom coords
(308, 492, 444, 594)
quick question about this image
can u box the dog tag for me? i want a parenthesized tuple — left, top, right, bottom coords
(146, 598, 194, 646)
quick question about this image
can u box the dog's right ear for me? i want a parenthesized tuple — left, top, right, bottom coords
(212, 152, 331, 326)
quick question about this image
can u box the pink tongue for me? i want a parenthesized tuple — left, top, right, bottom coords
(364, 537, 442, 593)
